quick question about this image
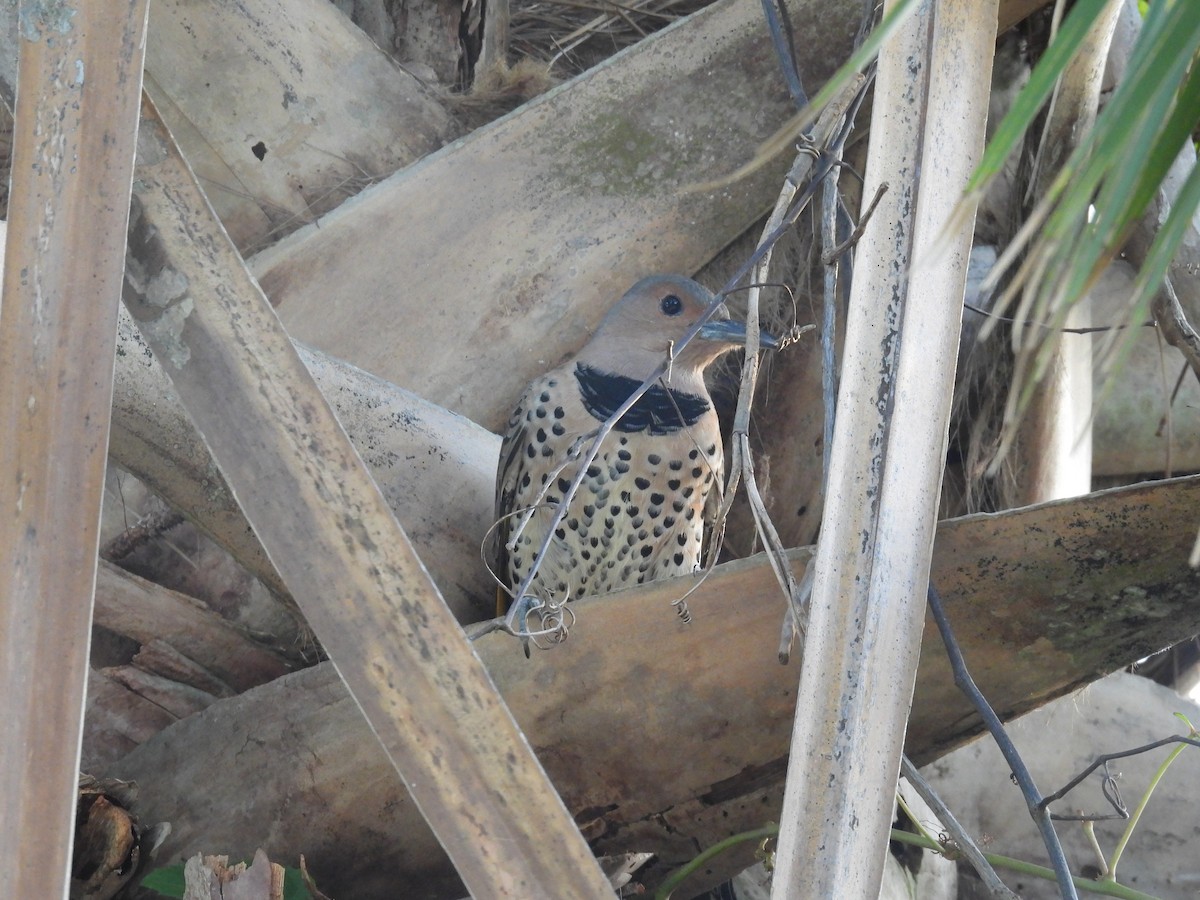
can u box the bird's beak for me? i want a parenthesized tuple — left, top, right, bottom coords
(697, 316, 780, 350)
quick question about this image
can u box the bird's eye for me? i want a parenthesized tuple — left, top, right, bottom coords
(660, 295, 683, 316)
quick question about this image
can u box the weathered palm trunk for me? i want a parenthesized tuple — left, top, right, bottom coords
(770, 0, 998, 895)
(0, 1, 149, 895)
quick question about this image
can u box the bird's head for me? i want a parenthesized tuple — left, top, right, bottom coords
(582, 275, 777, 383)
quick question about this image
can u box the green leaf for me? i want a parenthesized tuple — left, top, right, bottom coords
(284, 867, 316, 900)
(140, 864, 186, 897)
(966, 0, 1113, 196)
(1128, 157, 1200, 316)
(138, 861, 315, 898)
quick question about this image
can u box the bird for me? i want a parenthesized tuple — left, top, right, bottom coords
(493, 274, 777, 621)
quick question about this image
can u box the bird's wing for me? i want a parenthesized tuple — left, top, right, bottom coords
(494, 383, 535, 598)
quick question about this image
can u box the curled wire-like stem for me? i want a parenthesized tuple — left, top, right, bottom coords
(524, 596, 576, 650)
(1040, 732, 1200, 820)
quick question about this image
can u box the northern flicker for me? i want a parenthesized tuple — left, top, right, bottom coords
(494, 275, 776, 617)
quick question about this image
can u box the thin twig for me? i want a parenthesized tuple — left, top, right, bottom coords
(962, 301, 1156, 335)
(823, 181, 888, 265)
(900, 755, 1020, 900)
(926, 582, 1079, 900)
(760, 0, 809, 109)
(718, 149, 807, 660)
(99, 507, 186, 562)
(1040, 733, 1200, 817)
(732, 77, 873, 664)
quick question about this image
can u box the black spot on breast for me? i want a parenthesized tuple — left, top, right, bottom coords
(521, 473, 531, 488)
(536, 428, 547, 442)
(673, 552, 685, 566)
(647, 453, 662, 465)
(635, 476, 651, 490)
(539, 391, 551, 403)
(555, 527, 566, 539)
(668, 479, 681, 491)
(647, 506, 662, 519)
(650, 492, 665, 505)
(691, 467, 703, 478)
(587, 465, 601, 478)
(640, 545, 653, 558)
(676, 533, 688, 546)
(706, 443, 717, 456)
(688, 449, 699, 460)
(618, 449, 631, 461)
(525, 444, 536, 459)
(536, 407, 547, 418)
(541, 445, 554, 457)
(672, 499, 686, 513)
(554, 406, 565, 419)
(669, 460, 684, 471)
(552, 423, 566, 436)
(682, 486, 694, 498)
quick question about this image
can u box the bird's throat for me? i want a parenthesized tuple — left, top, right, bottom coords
(574, 363, 709, 435)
